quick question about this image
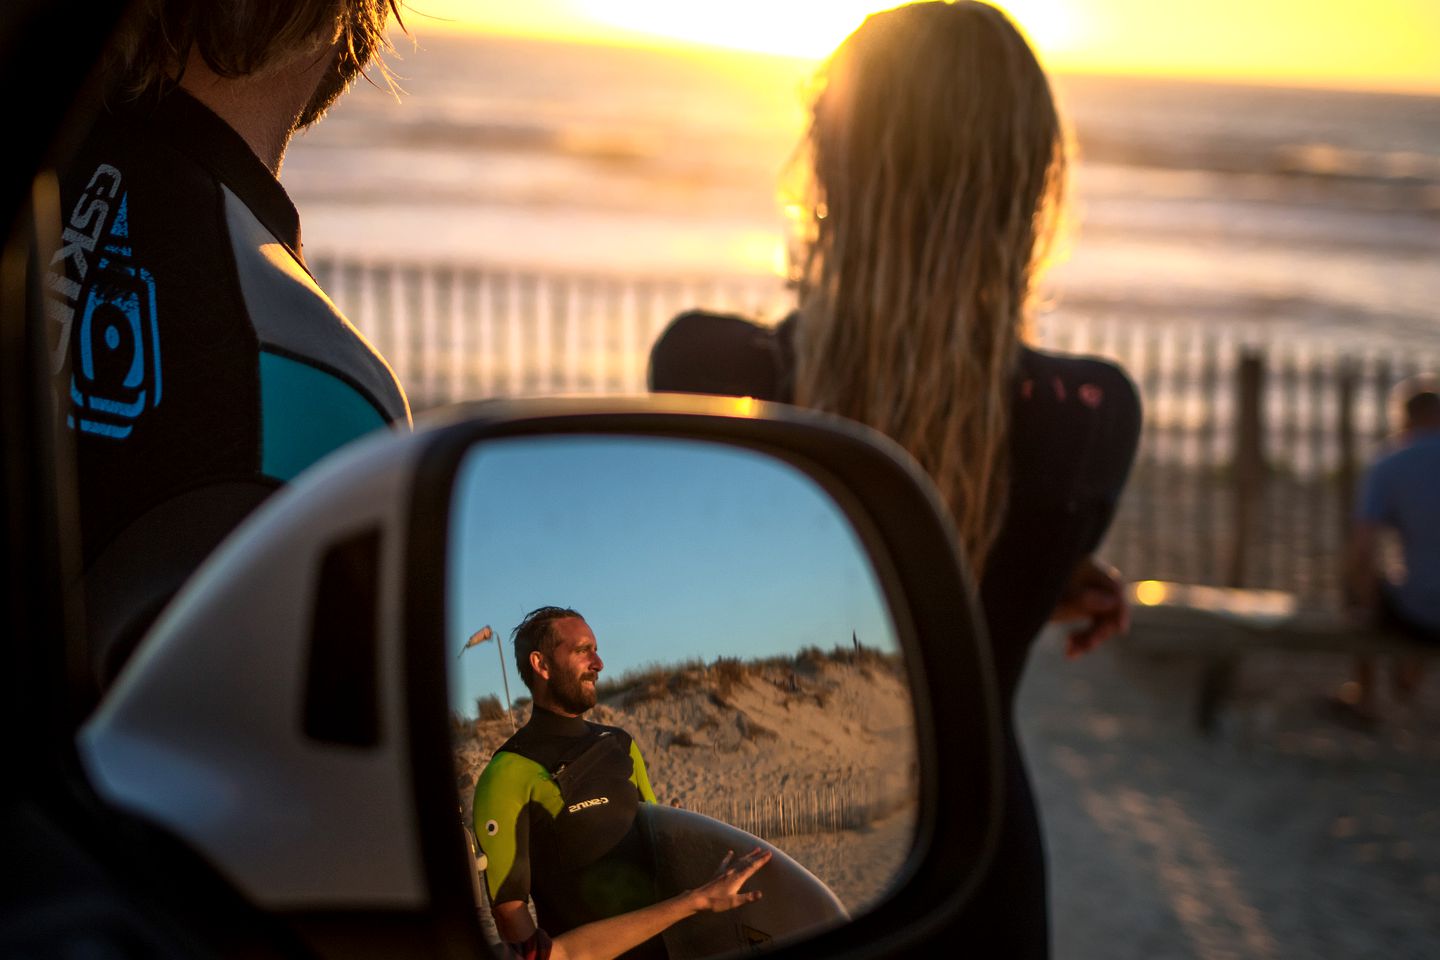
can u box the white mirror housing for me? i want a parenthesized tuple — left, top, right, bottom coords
(80, 395, 1003, 959)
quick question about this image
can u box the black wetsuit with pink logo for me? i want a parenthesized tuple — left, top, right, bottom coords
(649, 310, 1141, 960)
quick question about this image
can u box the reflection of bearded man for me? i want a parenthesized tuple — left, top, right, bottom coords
(473, 607, 663, 953)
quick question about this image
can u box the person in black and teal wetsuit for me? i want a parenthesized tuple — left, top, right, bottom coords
(46, 1, 409, 702)
(473, 607, 666, 960)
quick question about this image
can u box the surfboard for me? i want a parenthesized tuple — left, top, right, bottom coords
(638, 804, 849, 958)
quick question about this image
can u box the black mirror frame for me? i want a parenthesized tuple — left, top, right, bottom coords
(402, 396, 1004, 960)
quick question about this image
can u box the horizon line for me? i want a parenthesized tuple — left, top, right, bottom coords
(392, 21, 1440, 99)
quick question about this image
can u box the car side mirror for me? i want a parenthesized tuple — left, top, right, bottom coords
(79, 396, 1002, 959)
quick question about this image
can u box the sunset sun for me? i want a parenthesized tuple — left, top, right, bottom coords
(419, 0, 1439, 93)
(571, 0, 1081, 60)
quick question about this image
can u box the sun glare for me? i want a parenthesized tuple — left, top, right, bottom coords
(430, 0, 1440, 93)
(572, 0, 869, 59)
(999, 1, 1083, 57)
(571, 1, 1079, 60)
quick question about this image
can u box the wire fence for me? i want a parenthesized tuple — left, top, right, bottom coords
(684, 779, 909, 841)
(311, 254, 1440, 611)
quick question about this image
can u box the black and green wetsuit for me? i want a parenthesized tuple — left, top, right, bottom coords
(473, 706, 660, 952)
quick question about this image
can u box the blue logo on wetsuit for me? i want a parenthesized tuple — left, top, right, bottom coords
(65, 186, 162, 440)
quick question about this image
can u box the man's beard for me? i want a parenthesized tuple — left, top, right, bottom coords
(550, 667, 599, 715)
(296, 44, 370, 130)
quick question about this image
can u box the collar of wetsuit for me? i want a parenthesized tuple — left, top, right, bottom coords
(117, 86, 304, 260)
(527, 704, 592, 737)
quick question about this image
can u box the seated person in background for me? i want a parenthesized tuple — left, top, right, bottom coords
(649, 4, 1140, 957)
(504, 848, 770, 960)
(474, 607, 664, 959)
(1341, 376, 1440, 719)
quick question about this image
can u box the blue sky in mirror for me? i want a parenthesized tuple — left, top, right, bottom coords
(447, 436, 898, 713)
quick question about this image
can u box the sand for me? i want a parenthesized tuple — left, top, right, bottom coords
(777, 807, 917, 916)
(1020, 624, 1440, 959)
(455, 629, 1440, 956)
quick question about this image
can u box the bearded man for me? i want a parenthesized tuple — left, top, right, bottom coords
(49, 1, 412, 700)
(473, 607, 665, 959)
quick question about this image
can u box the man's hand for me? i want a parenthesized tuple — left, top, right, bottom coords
(1050, 556, 1130, 659)
(685, 848, 771, 913)
(548, 847, 773, 960)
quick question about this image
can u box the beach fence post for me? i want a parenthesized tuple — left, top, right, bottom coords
(1337, 359, 1359, 599)
(1228, 350, 1267, 590)
(1372, 355, 1393, 444)
(1199, 331, 1222, 583)
(1202, 348, 1267, 734)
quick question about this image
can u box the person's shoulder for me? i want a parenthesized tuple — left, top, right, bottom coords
(657, 309, 771, 343)
(1017, 346, 1140, 412)
(494, 719, 546, 757)
(1015, 346, 1141, 436)
(1009, 346, 1142, 494)
(585, 719, 636, 745)
(476, 749, 547, 787)
(58, 103, 229, 280)
(649, 310, 787, 400)
(1412, 432, 1440, 457)
(64, 103, 217, 205)
(1372, 431, 1440, 474)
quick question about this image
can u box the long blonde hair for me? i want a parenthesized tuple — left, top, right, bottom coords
(790, 1, 1068, 575)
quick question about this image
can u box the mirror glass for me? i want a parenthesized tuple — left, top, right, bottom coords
(447, 435, 917, 957)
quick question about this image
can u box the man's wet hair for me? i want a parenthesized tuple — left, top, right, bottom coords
(105, 0, 404, 99)
(512, 606, 584, 691)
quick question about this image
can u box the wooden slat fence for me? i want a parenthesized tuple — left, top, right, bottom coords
(311, 255, 793, 403)
(1101, 344, 1439, 610)
(684, 778, 908, 841)
(310, 254, 1440, 611)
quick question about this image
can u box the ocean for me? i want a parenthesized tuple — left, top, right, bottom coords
(282, 30, 1440, 352)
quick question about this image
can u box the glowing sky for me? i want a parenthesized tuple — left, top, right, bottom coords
(403, 0, 1440, 92)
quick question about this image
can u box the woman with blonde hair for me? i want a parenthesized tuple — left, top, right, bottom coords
(651, 2, 1141, 953)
